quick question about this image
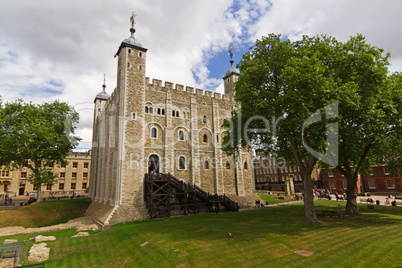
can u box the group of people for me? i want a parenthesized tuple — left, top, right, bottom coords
(255, 199, 265, 208)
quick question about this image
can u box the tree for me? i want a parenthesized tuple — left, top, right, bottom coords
(330, 35, 400, 215)
(0, 99, 80, 202)
(228, 34, 340, 224)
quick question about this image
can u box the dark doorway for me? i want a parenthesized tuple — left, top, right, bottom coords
(148, 154, 160, 174)
(19, 187, 25, 196)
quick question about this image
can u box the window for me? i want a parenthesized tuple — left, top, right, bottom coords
(46, 184, 52, 190)
(162, 109, 165, 115)
(203, 134, 208, 143)
(176, 111, 179, 117)
(151, 127, 157, 138)
(203, 115, 207, 123)
(149, 107, 153, 114)
(71, 183, 76, 190)
(139, 52, 142, 57)
(128, 49, 131, 54)
(384, 166, 390, 175)
(61, 163, 66, 168)
(139, 65, 142, 71)
(21, 172, 27, 178)
(72, 172, 77, 178)
(59, 183, 64, 190)
(226, 161, 230, 169)
(33, 184, 38, 190)
(342, 181, 347, 189)
(329, 181, 335, 189)
(60, 172, 65, 178)
(73, 162, 78, 168)
(179, 156, 186, 170)
(178, 130, 184, 141)
(127, 62, 130, 68)
(82, 182, 87, 189)
(132, 113, 136, 120)
(328, 170, 334, 177)
(145, 107, 149, 113)
(244, 162, 248, 170)
(386, 180, 395, 189)
(83, 172, 88, 178)
(157, 108, 161, 115)
(84, 162, 89, 169)
(216, 135, 219, 143)
(368, 180, 376, 189)
(204, 160, 209, 169)
(172, 110, 175, 117)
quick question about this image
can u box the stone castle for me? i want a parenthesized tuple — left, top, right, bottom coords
(86, 12, 255, 226)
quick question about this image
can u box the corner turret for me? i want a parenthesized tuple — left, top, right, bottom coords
(223, 46, 240, 97)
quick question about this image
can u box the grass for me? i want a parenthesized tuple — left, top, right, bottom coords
(2, 200, 401, 267)
(257, 193, 296, 204)
(0, 198, 91, 228)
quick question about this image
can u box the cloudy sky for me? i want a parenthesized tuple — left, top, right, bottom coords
(1, 0, 401, 151)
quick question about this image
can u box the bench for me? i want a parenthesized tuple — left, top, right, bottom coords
(316, 210, 342, 218)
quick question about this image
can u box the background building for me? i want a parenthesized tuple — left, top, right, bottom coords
(0, 152, 91, 197)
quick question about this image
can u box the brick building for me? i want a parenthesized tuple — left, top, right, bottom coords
(0, 151, 91, 197)
(86, 13, 255, 225)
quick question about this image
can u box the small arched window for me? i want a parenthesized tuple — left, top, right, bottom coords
(179, 156, 186, 170)
(203, 115, 207, 123)
(145, 106, 149, 113)
(139, 65, 142, 70)
(203, 134, 208, 143)
(149, 107, 153, 114)
(172, 110, 175, 117)
(176, 111, 180, 117)
(244, 162, 248, 170)
(128, 49, 131, 54)
(162, 109, 165, 115)
(157, 108, 161, 115)
(204, 160, 209, 169)
(127, 62, 131, 68)
(139, 52, 142, 57)
(151, 127, 157, 138)
(178, 130, 184, 141)
(226, 161, 230, 169)
(216, 135, 219, 143)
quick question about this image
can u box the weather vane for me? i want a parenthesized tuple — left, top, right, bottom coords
(129, 11, 136, 28)
(228, 46, 233, 60)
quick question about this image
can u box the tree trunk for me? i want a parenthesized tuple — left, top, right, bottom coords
(345, 176, 359, 215)
(36, 183, 42, 202)
(303, 172, 318, 224)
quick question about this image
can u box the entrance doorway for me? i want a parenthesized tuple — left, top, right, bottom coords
(19, 186, 25, 196)
(148, 154, 160, 174)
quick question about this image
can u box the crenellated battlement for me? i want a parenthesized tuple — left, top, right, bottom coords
(145, 77, 232, 101)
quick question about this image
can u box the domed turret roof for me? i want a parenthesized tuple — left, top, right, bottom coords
(226, 64, 240, 76)
(95, 75, 109, 101)
(123, 35, 142, 47)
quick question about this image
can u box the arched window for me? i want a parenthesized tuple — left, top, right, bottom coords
(203, 115, 207, 123)
(145, 106, 149, 113)
(176, 111, 180, 117)
(157, 108, 161, 115)
(226, 161, 230, 169)
(139, 52, 142, 57)
(204, 160, 209, 169)
(151, 127, 157, 138)
(172, 110, 175, 117)
(127, 62, 130, 68)
(216, 135, 219, 143)
(139, 65, 142, 70)
(178, 130, 184, 141)
(179, 156, 186, 170)
(203, 134, 208, 143)
(128, 49, 131, 54)
(162, 109, 165, 115)
(149, 107, 153, 114)
(244, 162, 248, 170)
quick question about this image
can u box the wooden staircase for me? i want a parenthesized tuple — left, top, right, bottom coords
(144, 173, 239, 219)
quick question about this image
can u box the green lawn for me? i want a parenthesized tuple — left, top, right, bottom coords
(0, 198, 91, 228)
(2, 200, 402, 267)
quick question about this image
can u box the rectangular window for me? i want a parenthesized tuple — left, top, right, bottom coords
(46, 184, 52, 190)
(386, 180, 395, 189)
(73, 162, 78, 168)
(21, 172, 27, 178)
(368, 180, 376, 189)
(342, 181, 347, 189)
(72, 172, 77, 178)
(329, 181, 335, 189)
(60, 172, 65, 178)
(59, 183, 64, 190)
(83, 172, 88, 178)
(82, 182, 87, 189)
(84, 162, 89, 169)
(71, 183, 76, 190)
(384, 166, 390, 175)
(61, 163, 66, 168)
(328, 170, 334, 177)
(33, 184, 38, 190)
